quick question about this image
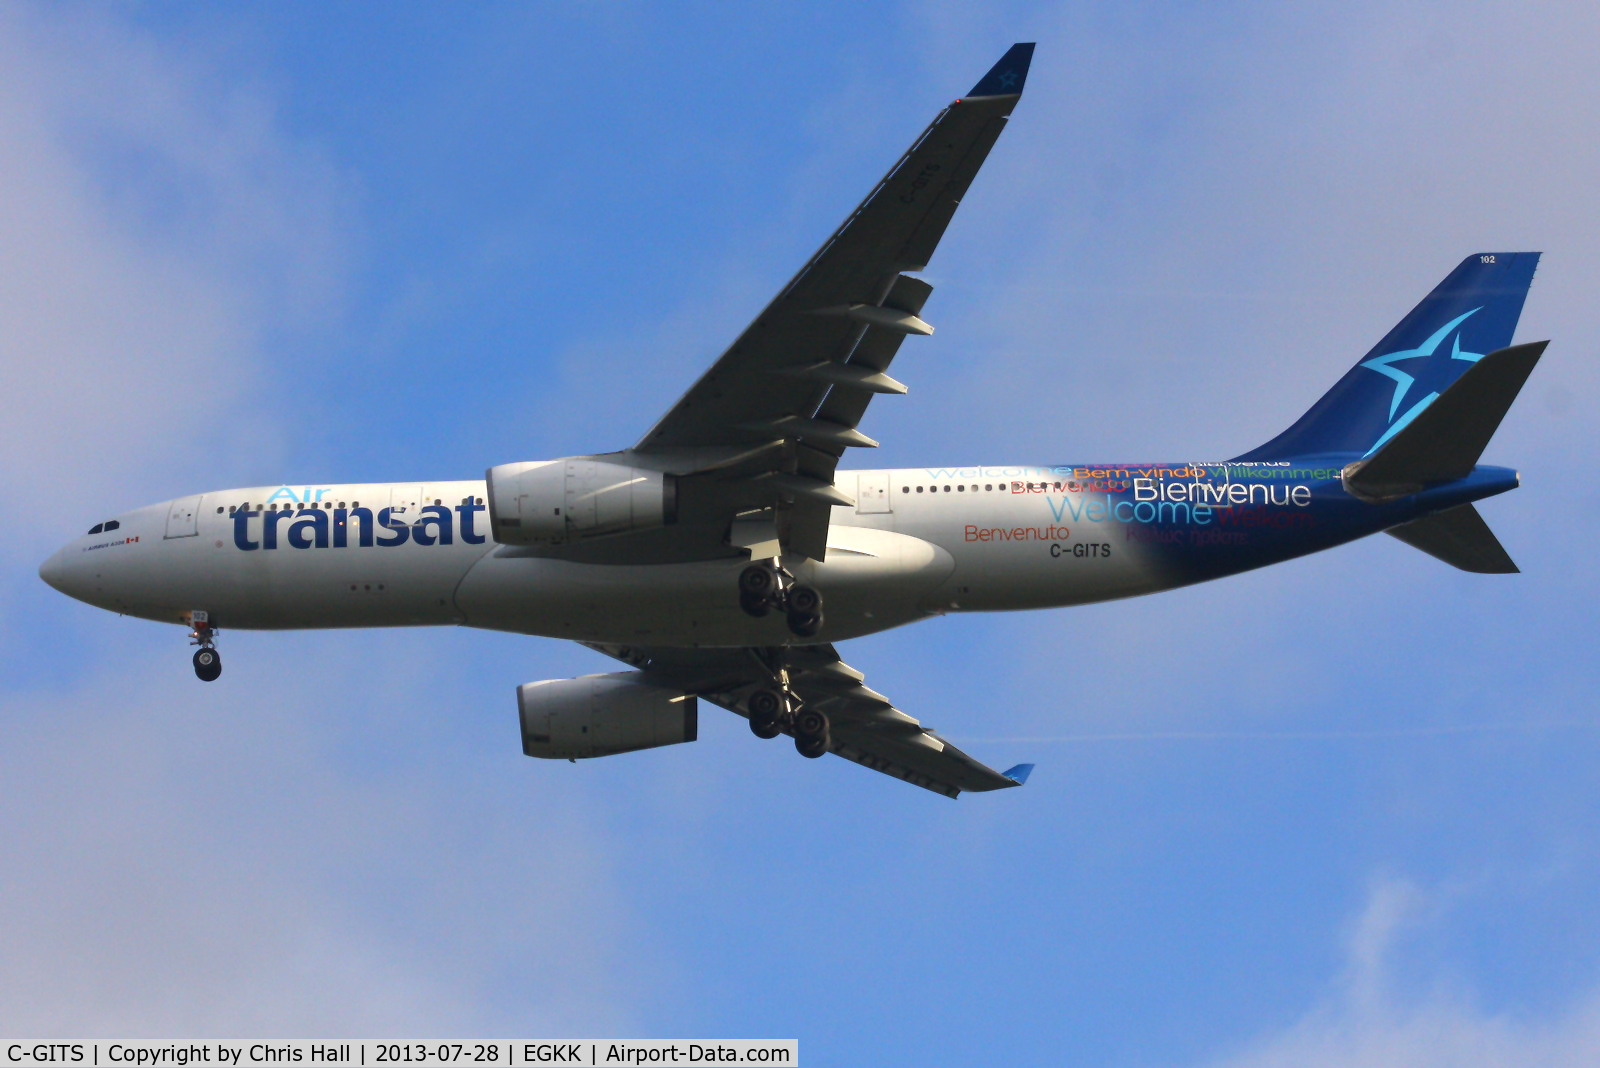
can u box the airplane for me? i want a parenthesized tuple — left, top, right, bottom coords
(38, 43, 1548, 799)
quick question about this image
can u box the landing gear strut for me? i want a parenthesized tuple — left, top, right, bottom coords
(738, 562, 824, 638)
(189, 611, 221, 682)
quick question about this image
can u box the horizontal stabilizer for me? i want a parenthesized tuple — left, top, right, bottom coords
(1344, 341, 1546, 500)
(1386, 503, 1518, 573)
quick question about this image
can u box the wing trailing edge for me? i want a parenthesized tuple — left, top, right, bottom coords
(583, 641, 1030, 798)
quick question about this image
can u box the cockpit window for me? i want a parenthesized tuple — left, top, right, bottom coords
(88, 524, 103, 535)
(103, 520, 120, 531)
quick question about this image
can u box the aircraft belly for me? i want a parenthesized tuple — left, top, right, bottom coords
(456, 527, 955, 646)
(149, 527, 480, 630)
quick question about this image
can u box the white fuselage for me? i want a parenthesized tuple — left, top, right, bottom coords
(40, 469, 1172, 647)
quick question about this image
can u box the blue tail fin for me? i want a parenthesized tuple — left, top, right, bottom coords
(1234, 253, 1541, 461)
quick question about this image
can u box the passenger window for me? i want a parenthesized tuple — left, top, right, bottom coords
(916, 486, 923, 493)
(88, 524, 103, 535)
(958, 485, 965, 492)
(943, 485, 951, 492)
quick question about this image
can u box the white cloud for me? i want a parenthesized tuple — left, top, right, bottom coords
(1211, 876, 1600, 1068)
(0, 5, 347, 573)
(0, 638, 641, 1035)
(0, 7, 638, 1034)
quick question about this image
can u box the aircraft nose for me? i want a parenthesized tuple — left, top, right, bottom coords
(39, 548, 67, 592)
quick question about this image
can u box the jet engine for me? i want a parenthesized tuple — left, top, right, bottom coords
(518, 672, 697, 760)
(486, 458, 674, 545)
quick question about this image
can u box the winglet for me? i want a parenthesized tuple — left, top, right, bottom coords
(1002, 763, 1035, 785)
(967, 43, 1035, 98)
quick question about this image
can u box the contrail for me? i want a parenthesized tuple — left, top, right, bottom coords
(950, 720, 1594, 744)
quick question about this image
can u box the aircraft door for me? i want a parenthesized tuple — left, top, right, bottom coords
(164, 494, 202, 538)
(856, 472, 891, 514)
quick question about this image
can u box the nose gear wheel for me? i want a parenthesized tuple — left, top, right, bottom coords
(189, 612, 221, 681)
(192, 647, 221, 682)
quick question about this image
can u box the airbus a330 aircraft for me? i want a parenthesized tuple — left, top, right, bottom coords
(40, 44, 1548, 798)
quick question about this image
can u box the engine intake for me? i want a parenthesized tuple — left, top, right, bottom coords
(487, 458, 674, 545)
(518, 673, 697, 760)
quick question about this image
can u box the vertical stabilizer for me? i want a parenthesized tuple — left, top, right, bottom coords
(1235, 253, 1540, 460)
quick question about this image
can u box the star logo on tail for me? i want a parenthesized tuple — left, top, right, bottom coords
(1359, 307, 1486, 455)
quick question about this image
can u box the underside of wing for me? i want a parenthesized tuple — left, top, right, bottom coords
(610, 44, 1035, 563)
(585, 641, 1033, 799)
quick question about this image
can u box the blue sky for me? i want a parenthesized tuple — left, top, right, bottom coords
(2, 2, 1598, 1064)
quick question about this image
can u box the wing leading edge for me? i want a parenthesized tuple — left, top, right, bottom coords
(586, 641, 1033, 799)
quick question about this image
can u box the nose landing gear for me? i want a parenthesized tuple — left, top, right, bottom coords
(193, 647, 221, 682)
(738, 562, 824, 638)
(189, 611, 221, 682)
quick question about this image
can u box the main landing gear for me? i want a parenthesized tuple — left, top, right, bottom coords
(792, 706, 830, 759)
(744, 651, 832, 760)
(189, 611, 221, 682)
(747, 688, 785, 739)
(738, 562, 824, 638)
(746, 686, 832, 758)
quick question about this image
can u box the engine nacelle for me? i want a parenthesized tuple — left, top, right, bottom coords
(517, 673, 697, 760)
(486, 458, 674, 545)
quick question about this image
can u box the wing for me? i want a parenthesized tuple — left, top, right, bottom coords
(586, 641, 1034, 799)
(626, 44, 1035, 561)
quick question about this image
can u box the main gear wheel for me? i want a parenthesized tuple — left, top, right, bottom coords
(793, 707, 830, 759)
(747, 688, 786, 739)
